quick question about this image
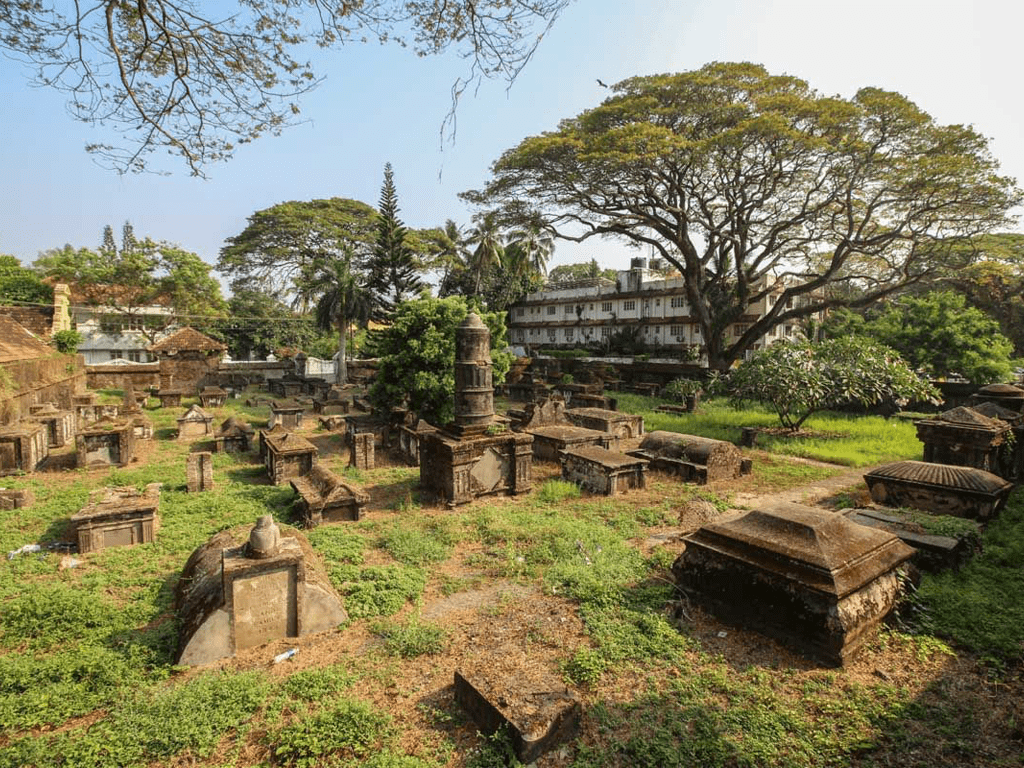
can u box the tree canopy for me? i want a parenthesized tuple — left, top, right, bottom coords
(547, 259, 616, 284)
(0, 255, 52, 305)
(366, 163, 423, 319)
(0, 1, 571, 175)
(464, 62, 1022, 371)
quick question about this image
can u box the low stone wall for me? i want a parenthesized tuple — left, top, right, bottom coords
(1, 354, 85, 426)
(86, 363, 161, 390)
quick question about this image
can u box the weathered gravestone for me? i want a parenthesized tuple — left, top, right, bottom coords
(174, 516, 347, 666)
(198, 386, 228, 409)
(915, 406, 1009, 474)
(0, 423, 48, 475)
(71, 483, 160, 553)
(350, 432, 375, 470)
(213, 416, 255, 453)
(263, 431, 317, 485)
(269, 403, 305, 430)
(565, 406, 643, 440)
(75, 418, 134, 468)
(177, 404, 214, 440)
(187, 451, 214, 493)
(290, 465, 369, 526)
(560, 445, 648, 495)
(28, 402, 75, 448)
(673, 502, 914, 666)
(628, 431, 751, 484)
(862, 460, 1013, 520)
(0, 487, 33, 510)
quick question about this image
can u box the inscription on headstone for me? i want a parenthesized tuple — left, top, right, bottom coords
(232, 566, 297, 650)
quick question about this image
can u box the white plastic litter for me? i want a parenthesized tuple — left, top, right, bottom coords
(7, 544, 41, 560)
(273, 648, 298, 664)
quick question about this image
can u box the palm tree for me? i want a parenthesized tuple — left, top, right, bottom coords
(506, 219, 555, 276)
(293, 251, 371, 386)
(465, 211, 505, 295)
(433, 219, 472, 296)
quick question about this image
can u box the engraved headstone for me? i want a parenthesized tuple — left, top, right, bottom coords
(186, 451, 214, 493)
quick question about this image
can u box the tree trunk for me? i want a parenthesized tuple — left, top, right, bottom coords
(336, 318, 348, 386)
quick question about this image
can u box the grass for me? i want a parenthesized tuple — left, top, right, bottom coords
(613, 392, 923, 466)
(0, 386, 1020, 767)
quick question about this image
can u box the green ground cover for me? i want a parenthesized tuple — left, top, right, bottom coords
(0, 390, 1018, 767)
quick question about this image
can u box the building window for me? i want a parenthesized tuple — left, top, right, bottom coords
(128, 350, 142, 362)
(655, 299, 661, 306)
(601, 302, 612, 312)
(601, 327, 612, 338)
(670, 297, 685, 308)
(623, 300, 636, 311)
(784, 325, 793, 336)
(515, 307, 525, 317)
(564, 328, 574, 340)
(734, 324, 748, 336)
(111, 350, 123, 360)
(564, 305, 574, 315)
(547, 305, 557, 315)
(670, 325, 683, 337)
(547, 329, 557, 341)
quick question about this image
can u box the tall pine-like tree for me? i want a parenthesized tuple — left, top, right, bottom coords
(368, 163, 423, 319)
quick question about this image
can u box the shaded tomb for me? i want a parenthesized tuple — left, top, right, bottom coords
(263, 431, 317, 485)
(214, 416, 255, 453)
(566, 407, 644, 440)
(915, 406, 1009, 474)
(628, 431, 750, 484)
(0, 422, 49, 475)
(177, 404, 214, 440)
(71, 483, 160, 554)
(970, 382, 1024, 414)
(419, 313, 533, 506)
(75, 418, 134, 468)
(397, 418, 438, 466)
(270, 402, 305, 430)
(290, 464, 369, 526)
(156, 388, 185, 409)
(174, 516, 347, 666)
(528, 425, 617, 462)
(0, 487, 33, 510)
(198, 386, 229, 409)
(862, 460, 1012, 520)
(187, 451, 214, 493)
(560, 445, 648, 495)
(350, 432, 375, 470)
(28, 402, 75, 448)
(454, 664, 581, 765)
(843, 508, 978, 573)
(673, 502, 914, 666)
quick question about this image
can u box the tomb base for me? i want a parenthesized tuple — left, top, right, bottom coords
(420, 430, 533, 507)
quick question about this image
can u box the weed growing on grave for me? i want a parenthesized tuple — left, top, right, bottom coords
(464, 726, 525, 768)
(562, 646, 607, 686)
(371, 616, 446, 657)
(910, 488, 1024, 661)
(379, 518, 459, 566)
(282, 663, 360, 701)
(536, 478, 581, 503)
(271, 697, 396, 767)
(306, 526, 366, 566)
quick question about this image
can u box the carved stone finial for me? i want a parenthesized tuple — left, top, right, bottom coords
(248, 515, 280, 558)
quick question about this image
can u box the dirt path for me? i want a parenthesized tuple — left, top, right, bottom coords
(731, 460, 881, 510)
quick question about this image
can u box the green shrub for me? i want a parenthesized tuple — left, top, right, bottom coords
(282, 664, 358, 701)
(379, 521, 455, 566)
(271, 698, 395, 767)
(536, 479, 581, 504)
(341, 565, 428, 618)
(370, 617, 446, 657)
(563, 647, 607, 686)
(51, 329, 83, 354)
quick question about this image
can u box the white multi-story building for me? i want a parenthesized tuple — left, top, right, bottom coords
(508, 258, 820, 360)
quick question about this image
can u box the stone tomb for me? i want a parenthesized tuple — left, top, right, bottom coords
(673, 502, 914, 666)
(75, 418, 135, 468)
(843, 508, 977, 572)
(970, 401, 1024, 480)
(269, 402, 305, 430)
(269, 376, 304, 398)
(156, 389, 185, 409)
(290, 464, 369, 526)
(263, 431, 317, 485)
(560, 445, 648, 495)
(198, 386, 229, 409)
(71, 483, 160, 554)
(177, 404, 214, 440)
(628, 431, 750, 484)
(915, 406, 1010, 474)
(0, 487, 33, 510)
(213, 416, 255, 453)
(174, 516, 347, 666)
(528, 425, 618, 462)
(863, 460, 1013, 520)
(74, 394, 120, 429)
(187, 451, 214, 493)
(420, 314, 534, 506)
(397, 418, 438, 466)
(28, 402, 75, 448)
(971, 382, 1024, 414)
(566, 407, 644, 440)
(0, 422, 49, 475)
(454, 662, 581, 765)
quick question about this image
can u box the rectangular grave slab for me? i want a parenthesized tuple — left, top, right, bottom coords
(420, 430, 534, 506)
(863, 461, 1013, 520)
(454, 666, 581, 765)
(915, 406, 1009, 475)
(290, 464, 369, 526)
(29, 403, 75, 448)
(156, 389, 185, 408)
(177, 404, 214, 440)
(527, 424, 617, 462)
(270, 404, 305, 430)
(0, 423, 48, 475)
(75, 419, 135, 468)
(566, 407, 643, 440)
(198, 386, 228, 409)
(350, 432, 375, 470)
(674, 502, 914, 665)
(72, 483, 160, 553)
(263, 431, 317, 485)
(0, 488, 33, 510)
(214, 417, 255, 453)
(844, 509, 977, 572)
(560, 446, 648, 495)
(627, 431, 748, 484)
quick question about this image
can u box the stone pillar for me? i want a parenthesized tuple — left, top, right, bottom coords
(51, 283, 71, 335)
(350, 432, 374, 470)
(187, 451, 214, 492)
(453, 313, 495, 435)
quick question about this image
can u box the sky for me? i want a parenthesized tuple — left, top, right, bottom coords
(2, 0, 1023, 289)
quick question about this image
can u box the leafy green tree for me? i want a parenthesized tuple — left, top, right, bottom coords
(729, 337, 939, 431)
(465, 62, 1022, 371)
(51, 329, 83, 354)
(219, 289, 323, 360)
(370, 297, 512, 425)
(0, 1, 571, 175)
(219, 198, 379, 300)
(547, 259, 616, 284)
(367, 163, 423, 319)
(863, 291, 1013, 384)
(294, 251, 373, 385)
(0, 255, 52, 305)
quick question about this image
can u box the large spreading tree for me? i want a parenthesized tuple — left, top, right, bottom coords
(464, 62, 1022, 371)
(0, 1, 571, 175)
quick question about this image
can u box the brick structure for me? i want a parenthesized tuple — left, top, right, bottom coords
(560, 445, 648, 495)
(270, 402, 305, 430)
(28, 402, 75, 448)
(290, 465, 369, 526)
(156, 389, 185, 408)
(174, 517, 347, 666)
(420, 313, 533, 506)
(627, 431, 750, 484)
(187, 451, 214, 492)
(148, 327, 226, 395)
(263, 431, 317, 485)
(350, 432, 375, 470)
(75, 418, 135, 468)
(674, 502, 914, 666)
(177, 404, 214, 440)
(71, 483, 160, 553)
(0, 422, 49, 475)
(0, 487, 33, 510)
(915, 406, 1010, 475)
(863, 461, 1013, 520)
(566, 407, 644, 440)
(198, 386, 228, 408)
(213, 416, 255, 453)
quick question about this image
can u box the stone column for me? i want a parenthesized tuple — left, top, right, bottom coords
(453, 313, 494, 435)
(187, 452, 214, 492)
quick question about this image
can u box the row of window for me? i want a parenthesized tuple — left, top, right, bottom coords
(514, 325, 708, 342)
(515, 296, 688, 317)
(109, 350, 149, 362)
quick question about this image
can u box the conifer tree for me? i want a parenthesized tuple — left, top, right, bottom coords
(367, 162, 423, 319)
